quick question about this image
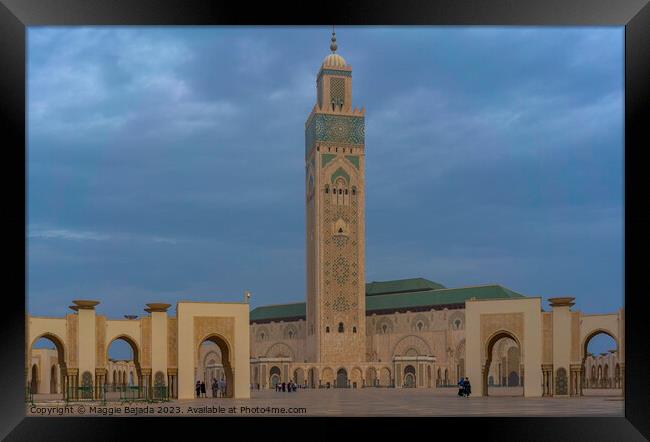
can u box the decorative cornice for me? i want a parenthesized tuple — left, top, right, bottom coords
(146, 303, 171, 313)
(548, 297, 576, 308)
(72, 300, 100, 310)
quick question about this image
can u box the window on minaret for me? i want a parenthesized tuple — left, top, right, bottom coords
(353, 326, 357, 333)
(330, 77, 345, 110)
(326, 326, 330, 333)
(338, 322, 344, 333)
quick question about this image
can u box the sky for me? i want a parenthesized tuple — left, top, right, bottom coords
(27, 27, 623, 357)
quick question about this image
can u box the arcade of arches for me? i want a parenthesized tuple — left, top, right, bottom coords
(250, 296, 624, 397)
(27, 300, 251, 400)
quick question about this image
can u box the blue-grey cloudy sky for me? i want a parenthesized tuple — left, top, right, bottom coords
(27, 27, 624, 352)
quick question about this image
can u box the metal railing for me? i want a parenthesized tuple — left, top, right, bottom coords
(117, 385, 169, 403)
(151, 385, 169, 402)
(65, 385, 107, 405)
(119, 386, 147, 403)
(25, 386, 34, 404)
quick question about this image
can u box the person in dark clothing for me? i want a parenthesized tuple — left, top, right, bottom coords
(200, 381, 207, 398)
(457, 377, 465, 397)
(282, 382, 286, 392)
(463, 378, 472, 397)
(195, 381, 201, 398)
(212, 379, 218, 398)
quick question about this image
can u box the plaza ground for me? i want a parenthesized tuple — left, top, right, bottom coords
(27, 388, 623, 417)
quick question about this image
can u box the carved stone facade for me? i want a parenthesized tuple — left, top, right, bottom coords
(305, 36, 366, 364)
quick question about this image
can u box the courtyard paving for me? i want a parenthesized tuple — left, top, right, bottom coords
(26, 387, 624, 417)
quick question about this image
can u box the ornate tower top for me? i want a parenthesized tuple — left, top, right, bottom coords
(330, 30, 338, 53)
(322, 27, 347, 68)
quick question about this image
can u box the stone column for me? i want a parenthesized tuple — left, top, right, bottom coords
(67, 368, 79, 399)
(570, 364, 581, 396)
(147, 303, 170, 389)
(549, 297, 575, 397)
(73, 300, 99, 394)
(619, 363, 625, 391)
(141, 368, 152, 399)
(541, 365, 553, 396)
(95, 368, 106, 399)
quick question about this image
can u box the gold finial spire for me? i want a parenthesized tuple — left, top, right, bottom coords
(330, 26, 337, 53)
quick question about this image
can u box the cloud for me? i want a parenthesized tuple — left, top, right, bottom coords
(28, 228, 110, 242)
(28, 226, 178, 245)
(27, 27, 623, 318)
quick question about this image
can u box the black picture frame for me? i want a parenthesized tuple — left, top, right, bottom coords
(1, 0, 648, 440)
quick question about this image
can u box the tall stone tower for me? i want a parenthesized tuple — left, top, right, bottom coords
(305, 32, 366, 363)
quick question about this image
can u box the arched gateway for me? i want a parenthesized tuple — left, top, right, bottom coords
(27, 299, 251, 401)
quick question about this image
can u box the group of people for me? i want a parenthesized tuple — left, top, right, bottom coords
(457, 377, 472, 397)
(195, 379, 227, 398)
(274, 381, 298, 392)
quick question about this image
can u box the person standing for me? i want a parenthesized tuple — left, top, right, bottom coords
(195, 380, 201, 398)
(463, 377, 472, 398)
(200, 381, 207, 398)
(457, 377, 465, 397)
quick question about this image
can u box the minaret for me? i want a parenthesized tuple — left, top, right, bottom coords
(305, 31, 366, 363)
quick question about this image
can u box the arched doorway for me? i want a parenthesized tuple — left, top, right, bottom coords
(269, 366, 281, 388)
(336, 368, 348, 388)
(350, 368, 362, 388)
(30, 364, 39, 394)
(29, 334, 66, 400)
(581, 331, 620, 396)
(506, 346, 521, 386)
(106, 336, 142, 399)
(379, 367, 391, 387)
(483, 331, 523, 397)
(403, 365, 416, 388)
(308, 367, 319, 388)
(50, 364, 58, 393)
(293, 368, 305, 386)
(198, 343, 225, 396)
(366, 367, 377, 387)
(198, 334, 234, 398)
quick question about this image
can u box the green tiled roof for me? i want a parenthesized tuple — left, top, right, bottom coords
(250, 302, 306, 322)
(365, 278, 445, 296)
(365, 284, 524, 312)
(250, 281, 525, 323)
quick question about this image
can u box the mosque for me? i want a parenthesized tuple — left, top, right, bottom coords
(245, 32, 625, 395)
(26, 32, 624, 402)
